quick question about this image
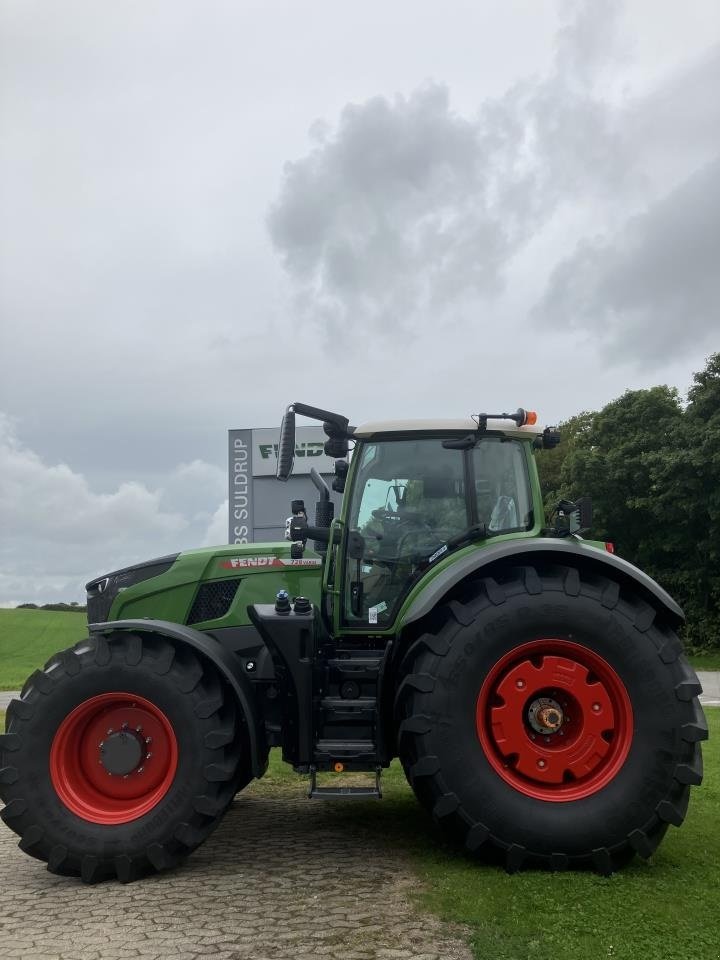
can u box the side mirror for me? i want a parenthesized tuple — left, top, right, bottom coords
(557, 496, 592, 535)
(276, 408, 296, 481)
(574, 496, 593, 534)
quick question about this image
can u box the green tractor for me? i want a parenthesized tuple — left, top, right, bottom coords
(0, 402, 707, 883)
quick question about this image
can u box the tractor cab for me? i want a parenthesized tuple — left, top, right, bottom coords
(277, 403, 543, 634)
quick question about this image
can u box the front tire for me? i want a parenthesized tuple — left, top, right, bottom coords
(0, 632, 250, 883)
(395, 563, 708, 873)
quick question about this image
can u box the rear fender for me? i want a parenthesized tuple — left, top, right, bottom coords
(89, 619, 268, 776)
(399, 537, 684, 630)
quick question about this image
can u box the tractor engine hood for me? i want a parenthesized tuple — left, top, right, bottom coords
(86, 542, 324, 627)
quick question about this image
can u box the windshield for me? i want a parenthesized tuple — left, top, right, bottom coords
(343, 436, 533, 626)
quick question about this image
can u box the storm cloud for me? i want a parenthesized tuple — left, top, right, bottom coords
(268, 1, 632, 337)
(535, 158, 720, 363)
(269, 7, 719, 353)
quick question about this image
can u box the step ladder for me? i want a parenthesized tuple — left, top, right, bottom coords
(308, 765, 382, 800)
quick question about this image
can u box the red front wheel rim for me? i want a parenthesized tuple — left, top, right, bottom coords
(476, 640, 633, 801)
(50, 692, 178, 824)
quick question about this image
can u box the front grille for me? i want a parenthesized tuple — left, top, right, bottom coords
(187, 580, 241, 625)
(87, 589, 115, 625)
(86, 554, 179, 624)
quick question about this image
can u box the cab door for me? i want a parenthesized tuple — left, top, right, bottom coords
(339, 437, 470, 631)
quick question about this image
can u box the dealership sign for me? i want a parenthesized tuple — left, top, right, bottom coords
(228, 426, 340, 544)
(250, 426, 338, 477)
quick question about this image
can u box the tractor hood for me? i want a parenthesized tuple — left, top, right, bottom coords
(86, 542, 324, 628)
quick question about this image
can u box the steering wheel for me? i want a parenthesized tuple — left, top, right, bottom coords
(368, 510, 434, 566)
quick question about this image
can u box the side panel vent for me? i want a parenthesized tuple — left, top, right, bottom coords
(187, 579, 241, 625)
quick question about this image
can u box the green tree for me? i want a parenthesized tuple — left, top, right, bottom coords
(534, 411, 594, 514)
(545, 355, 720, 651)
(661, 353, 720, 648)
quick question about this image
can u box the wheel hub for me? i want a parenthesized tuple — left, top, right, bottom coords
(99, 730, 145, 776)
(527, 697, 564, 734)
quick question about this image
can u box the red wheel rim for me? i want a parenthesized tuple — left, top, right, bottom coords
(476, 640, 633, 801)
(50, 692, 178, 824)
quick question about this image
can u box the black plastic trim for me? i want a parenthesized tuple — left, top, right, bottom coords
(85, 553, 180, 592)
(88, 619, 267, 776)
(86, 554, 180, 625)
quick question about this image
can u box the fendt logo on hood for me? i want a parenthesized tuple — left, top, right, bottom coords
(258, 442, 324, 460)
(220, 556, 322, 569)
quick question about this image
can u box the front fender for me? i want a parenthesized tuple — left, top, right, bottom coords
(399, 538, 684, 629)
(89, 619, 267, 777)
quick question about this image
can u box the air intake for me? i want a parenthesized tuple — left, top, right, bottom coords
(187, 580, 240, 625)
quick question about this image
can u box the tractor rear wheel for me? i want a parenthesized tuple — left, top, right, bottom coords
(395, 563, 707, 873)
(0, 632, 250, 883)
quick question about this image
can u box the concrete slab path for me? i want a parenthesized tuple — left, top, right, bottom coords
(0, 791, 471, 960)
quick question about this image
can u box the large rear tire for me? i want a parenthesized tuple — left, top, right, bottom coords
(395, 563, 708, 873)
(0, 632, 251, 883)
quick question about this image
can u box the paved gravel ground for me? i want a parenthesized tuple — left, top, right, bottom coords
(0, 792, 472, 960)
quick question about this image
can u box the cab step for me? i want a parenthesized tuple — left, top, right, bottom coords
(308, 766, 382, 800)
(314, 738, 377, 762)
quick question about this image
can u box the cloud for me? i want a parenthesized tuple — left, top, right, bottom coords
(534, 157, 720, 363)
(267, 1, 633, 337)
(268, 5, 719, 362)
(0, 413, 186, 543)
(0, 414, 226, 604)
(202, 500, 229, 547)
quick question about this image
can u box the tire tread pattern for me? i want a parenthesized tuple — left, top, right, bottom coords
(0, 632, 251, 883)
(394, 564, 707, 875)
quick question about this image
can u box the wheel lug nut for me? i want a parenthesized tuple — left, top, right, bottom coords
(145, 737, 152, 745)
(516, 679, 526, 689)
(537, 759, 547, 769)
(137, 766, 144, 774)
(146, 752, 153, 759)
(107, 728, 113, 735)
(592, 703, 601, 712)
(136, 726, 143, 733)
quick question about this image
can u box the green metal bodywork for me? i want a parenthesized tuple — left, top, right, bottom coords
(107, 542, 324, 629)
(104, 433, 559, 636)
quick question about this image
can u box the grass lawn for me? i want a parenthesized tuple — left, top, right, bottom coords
(410, 710, 719, 960)
(0, 609, 87, 689)
(1, 696, 717, 960)
(688, 650, 720, 671)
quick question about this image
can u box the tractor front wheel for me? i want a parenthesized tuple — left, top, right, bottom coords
(395, 564, 708, 873)
(0, 632, 249, 883)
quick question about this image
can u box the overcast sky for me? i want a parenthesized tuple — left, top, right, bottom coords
(1, 0, 719, 605)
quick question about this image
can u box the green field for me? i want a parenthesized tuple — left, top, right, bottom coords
(0, 609, 88, 689)
(1, 608, 718, 689)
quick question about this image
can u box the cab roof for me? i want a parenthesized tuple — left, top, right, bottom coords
(353, 418, 544, 440)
